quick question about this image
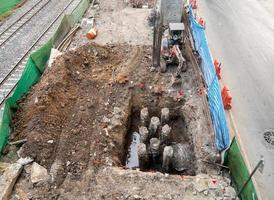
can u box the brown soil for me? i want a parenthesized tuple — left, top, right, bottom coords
(11, 43, 135, 183)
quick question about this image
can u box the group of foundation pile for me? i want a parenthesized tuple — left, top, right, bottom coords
(126, 107, 192, 173)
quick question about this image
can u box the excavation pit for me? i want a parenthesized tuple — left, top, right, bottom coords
(125, 106, 196, 175)
(5, 42, 223, 198)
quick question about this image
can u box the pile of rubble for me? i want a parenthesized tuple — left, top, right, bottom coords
(1, 159, 237, 200)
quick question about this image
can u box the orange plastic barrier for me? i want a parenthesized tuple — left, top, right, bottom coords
(221, 86, 232, 110)
(86, 27, 97, 40)
(191, 0, 198, 9)
(198, 17, 205, 29)
(214, 59, 221, 80)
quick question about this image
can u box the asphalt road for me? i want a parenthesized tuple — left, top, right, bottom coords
(198, 0, 274, 199)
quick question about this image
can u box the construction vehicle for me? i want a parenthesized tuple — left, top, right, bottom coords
(152, 0, 188, 81)
(160, 22, 187, 78)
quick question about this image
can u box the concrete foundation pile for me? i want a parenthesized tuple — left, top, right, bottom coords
(126, 107, 194, 174)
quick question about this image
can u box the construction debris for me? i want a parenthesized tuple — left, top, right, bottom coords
(0, 163, 10, 173)
(9, 139, 27, 146)
(0, 157, 33, 200)
(0, 163, 22, 200)
(86, 27, 97, 40)
(30, 162, 49, 183)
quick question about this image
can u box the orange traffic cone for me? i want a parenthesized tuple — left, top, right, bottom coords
(221, 86, 232, 110)
(86, 27, 97, 40)
(214, 59, 222, 80)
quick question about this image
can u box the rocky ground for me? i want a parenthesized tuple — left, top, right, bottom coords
(0, 0, 237, 199)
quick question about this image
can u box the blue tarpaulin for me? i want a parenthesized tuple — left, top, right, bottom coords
(188, 7, 230, 151)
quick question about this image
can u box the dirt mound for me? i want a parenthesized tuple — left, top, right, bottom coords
(11, 43, 134, 183)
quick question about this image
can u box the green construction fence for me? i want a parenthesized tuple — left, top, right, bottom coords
(0, 0, 22, 17)
(225, 137, 259, 200)
(0, 0, 90, 151)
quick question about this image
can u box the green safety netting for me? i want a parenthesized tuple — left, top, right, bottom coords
(225, 137, 258, 200)
(0, 0, 90, 151)
(0, 0, 22, 16)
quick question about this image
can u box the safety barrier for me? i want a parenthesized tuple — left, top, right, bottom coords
(188, 7, 229, 151)
(0, 0, 90, 152)
(0, 0, 22, 17)
(222, 86, 232, 110)
(225, 138, 259, 200)
(214, 59, 221, 80)
(188, 5, 258, 200)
